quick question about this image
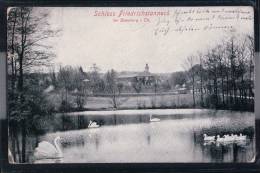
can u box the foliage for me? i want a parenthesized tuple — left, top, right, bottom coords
(87, 64, 105, 94)
(105, 69, 118, 108)
(183, 35, 254, 111)
(7, 7, 60, 162)
(57, 66, 88, 110)
(170, 71, 187, 87)
(131, 78, 142, 94)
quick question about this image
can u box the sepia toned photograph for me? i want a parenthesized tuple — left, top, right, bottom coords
(7, 6, 255, 163)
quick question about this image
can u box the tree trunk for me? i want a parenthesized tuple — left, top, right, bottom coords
(16, 134, 21, 163)
(241, 76, 245, 104)
(10, 132, 17, 162)
(18, 51, 26, 162)
(192, 76, 195, 107)
(112, 93, 117, 109)
(214, 78, 218, 106)
(21, 119, 26, 162)
(221, 76, 224, 105)
(10, 10, 17, 95)
(199, 59, 204, 106)
(248, 57, 253, 98)
(200, 80, 203, 106)
(214, 66, 218, 107)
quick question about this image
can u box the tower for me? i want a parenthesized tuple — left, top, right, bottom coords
(145, 63, 149, 73)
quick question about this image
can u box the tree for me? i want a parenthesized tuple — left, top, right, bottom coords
(227, 37, 238, 104)
(49, 66, 57, 88)
(215, 44, 226, 105)
(197, 52, 206, 106)
(57, 65, 73, 111)
(73, 67, 87, 110)
(245, 35, 254, 98)
(153, 77, 159, 95)
(161, 80, 171, 91)
(183, 56, 198, 107)
(132, 78, 142, 94)
(88, 63, 104, 94)
(131, 77, 143, 107)
(204, 49, 220, 107)
(185, 34, 254, 111)
(7, 7, 60, 162)
(105, 69, 118, 109)
(170, 71, 187, 87)
(117, 82, 124, 95)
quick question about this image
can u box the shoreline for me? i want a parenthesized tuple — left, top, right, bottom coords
(57, 108, 254, 116)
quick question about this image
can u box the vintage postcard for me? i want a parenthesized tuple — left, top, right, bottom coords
(7, 6, 255, 163)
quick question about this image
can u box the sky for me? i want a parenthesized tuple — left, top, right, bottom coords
(44, 7, 254, 73)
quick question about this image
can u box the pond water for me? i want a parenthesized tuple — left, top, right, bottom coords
(33, 109, 255, 163)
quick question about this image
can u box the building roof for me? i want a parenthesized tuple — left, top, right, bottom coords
(117, 74, 138, 79)
(138, 71, 154, 77)
(117, 71, 155, 79)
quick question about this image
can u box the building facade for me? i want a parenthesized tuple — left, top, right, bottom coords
(117, 64, 158, 87)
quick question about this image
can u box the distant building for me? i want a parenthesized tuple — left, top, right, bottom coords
(117, 64, 158, 87)
(174, 83, 188, 94)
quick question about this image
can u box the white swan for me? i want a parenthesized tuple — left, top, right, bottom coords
(216, 135, 225, 142)
(235, 133, 247, 141)
(250, 155, 255, 163)
(223, 134, 230, 138)
(223, 134, 235, 142)
(203, 134, 215, 141)
(8, 149, 14, 163)
(88, 120, 100, 128)
(34, 136, 63, 160)
(149, 114, 160, 122)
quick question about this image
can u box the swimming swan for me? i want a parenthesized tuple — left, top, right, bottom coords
(223, 134, 235, 142)
(88, 120, 100, 128)
(203, 134, 215, 141)
(216, 135, 225, 142)
(224, 133, 247, 141)
(149, 114, 160, 122)
(235, 133, 247, 141)
(34, 136, 63, 160)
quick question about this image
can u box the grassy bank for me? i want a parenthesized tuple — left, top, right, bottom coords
(46, 91, 254, 112)
(46, 92, 201, 111)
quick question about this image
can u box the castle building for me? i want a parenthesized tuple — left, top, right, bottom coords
(117, 64, 158, 87)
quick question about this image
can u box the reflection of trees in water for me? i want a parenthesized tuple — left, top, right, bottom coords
(77, 115, 85, 129)
(34, 158, 63, 164)
(202, 143, 225, 162)
(52, 130, 102, 152)
(94, 133, 100, 150)
(87, 130, 101, 150)
(201, 142, 252, 162)
(145, 124, 155, 146)
(139, 115, 142, 123)
(58, 134, 85, 149)
(147, 134, 151, 145)
(233, 141, 254, 162)
(114, 114, 117, 125)
(112, 114, 148, 125)
(60, 115, 80, 131)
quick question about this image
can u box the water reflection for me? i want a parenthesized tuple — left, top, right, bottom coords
(33, 109, 254, 163)
(200, 140, 254, 162)
(34, 158, 63, 164)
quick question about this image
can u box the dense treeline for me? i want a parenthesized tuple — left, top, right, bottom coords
(44, 33, 255, 113)
(184, 35, 254, 111)
(7, 7, 59, 163)
(53, 65, 120, 110)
